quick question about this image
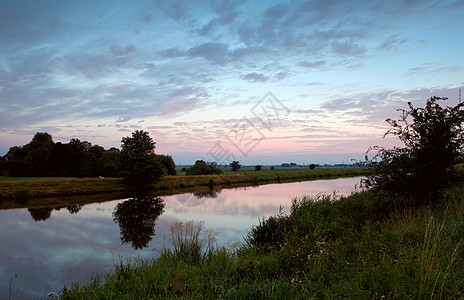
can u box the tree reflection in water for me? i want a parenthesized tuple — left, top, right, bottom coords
(113, 196, 165, 250)
(193, 189, 221, 199)
(28, 207, 53, 221)
(66, 204, 83, 214)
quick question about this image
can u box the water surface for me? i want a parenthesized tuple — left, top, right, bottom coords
(0, 177, 362, 299)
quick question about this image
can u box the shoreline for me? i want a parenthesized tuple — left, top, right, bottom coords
(0, 167, 371, 209)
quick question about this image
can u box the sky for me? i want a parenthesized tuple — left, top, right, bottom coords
(1, 0, 463, 165)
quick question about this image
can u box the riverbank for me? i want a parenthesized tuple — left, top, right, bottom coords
(0, 167, 370, 208)
(59, 184, 464, 299)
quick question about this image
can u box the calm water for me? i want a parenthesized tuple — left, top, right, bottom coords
(0, 177, 362, 299)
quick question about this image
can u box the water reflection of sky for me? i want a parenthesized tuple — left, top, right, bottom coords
(0, 177, 362, 299)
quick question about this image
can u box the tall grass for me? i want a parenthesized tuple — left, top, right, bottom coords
(60, 184, 464, 299)
(163, 220, 217, 263)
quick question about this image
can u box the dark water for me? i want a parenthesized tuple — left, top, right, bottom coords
(0, 177, 363, 299)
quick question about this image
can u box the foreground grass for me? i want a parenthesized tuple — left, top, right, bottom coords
(60, 185, 464, 299)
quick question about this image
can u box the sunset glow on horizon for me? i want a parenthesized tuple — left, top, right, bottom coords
(1, 1, 463, 164)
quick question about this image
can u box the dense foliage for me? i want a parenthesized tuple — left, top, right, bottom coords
(1, 131, 177, 180)
(120, 130, 164, 186)
(157, 154, 177, 175)
(363, 96, 464, 201)
(2, 133, 122, 177)
(185, 160, 222, 175)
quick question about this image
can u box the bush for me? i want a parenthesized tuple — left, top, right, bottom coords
(186, 160, 222, 175)
(255, 165, 262, 171)
(363, 96, 464, 202)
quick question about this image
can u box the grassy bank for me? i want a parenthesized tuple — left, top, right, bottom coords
(0, 167, 370, 204)
(59, 185, 464, 299)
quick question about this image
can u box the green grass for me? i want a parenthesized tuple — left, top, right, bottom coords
(59, 184, 464, 299)
(0, 176, 67, 182)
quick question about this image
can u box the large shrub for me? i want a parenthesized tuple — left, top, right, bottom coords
(363, 96, 464, 201)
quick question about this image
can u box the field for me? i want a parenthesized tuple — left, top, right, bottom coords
(0, 167, 370, 208)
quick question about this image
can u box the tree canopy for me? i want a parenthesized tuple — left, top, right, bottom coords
(3, 134, 122, 177)
(186, 160, 222, 175)
(120, 130, 164, 186)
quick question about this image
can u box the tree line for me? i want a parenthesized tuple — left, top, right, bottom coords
(0, 131, 176, 178)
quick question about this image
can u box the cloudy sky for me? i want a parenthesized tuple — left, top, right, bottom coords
(1, 0, 463, 165)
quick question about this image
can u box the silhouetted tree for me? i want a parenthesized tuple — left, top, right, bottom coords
(309, 164, 317, 170)
(113, 196, 165, 249)
(230, 161, 241, 172)
(363, 96, 464, 202)
(101, 148, 121, 177)
(67, 138, 89, 177)
(255, 165, 262, 171)
(25, 133, 54, 176)
(80, 144, 105, 177)
(120, 130, 164, 187)
(5, 145, 29, 176)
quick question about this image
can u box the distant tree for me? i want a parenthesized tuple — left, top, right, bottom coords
(67, 138, 89, 177)
(157, 154, 177, 175)
(186, 160, 222, 175)
(120, 130, 164, 187)
(230, 161, 241, 172)
(281, 163, 290, 167)
(101, 148, 121, 177)
(255, 165, 262, 171)
(309, 164, 317, 170)
(5, 145, 29, 176)
(25, 132, 54, 176)
(80, 144, 105, 177)
(362, 96, 464, 202)
(50, 142, 71, 176)
(181, 167, 187, 172)
(270, 166, 275, 170)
